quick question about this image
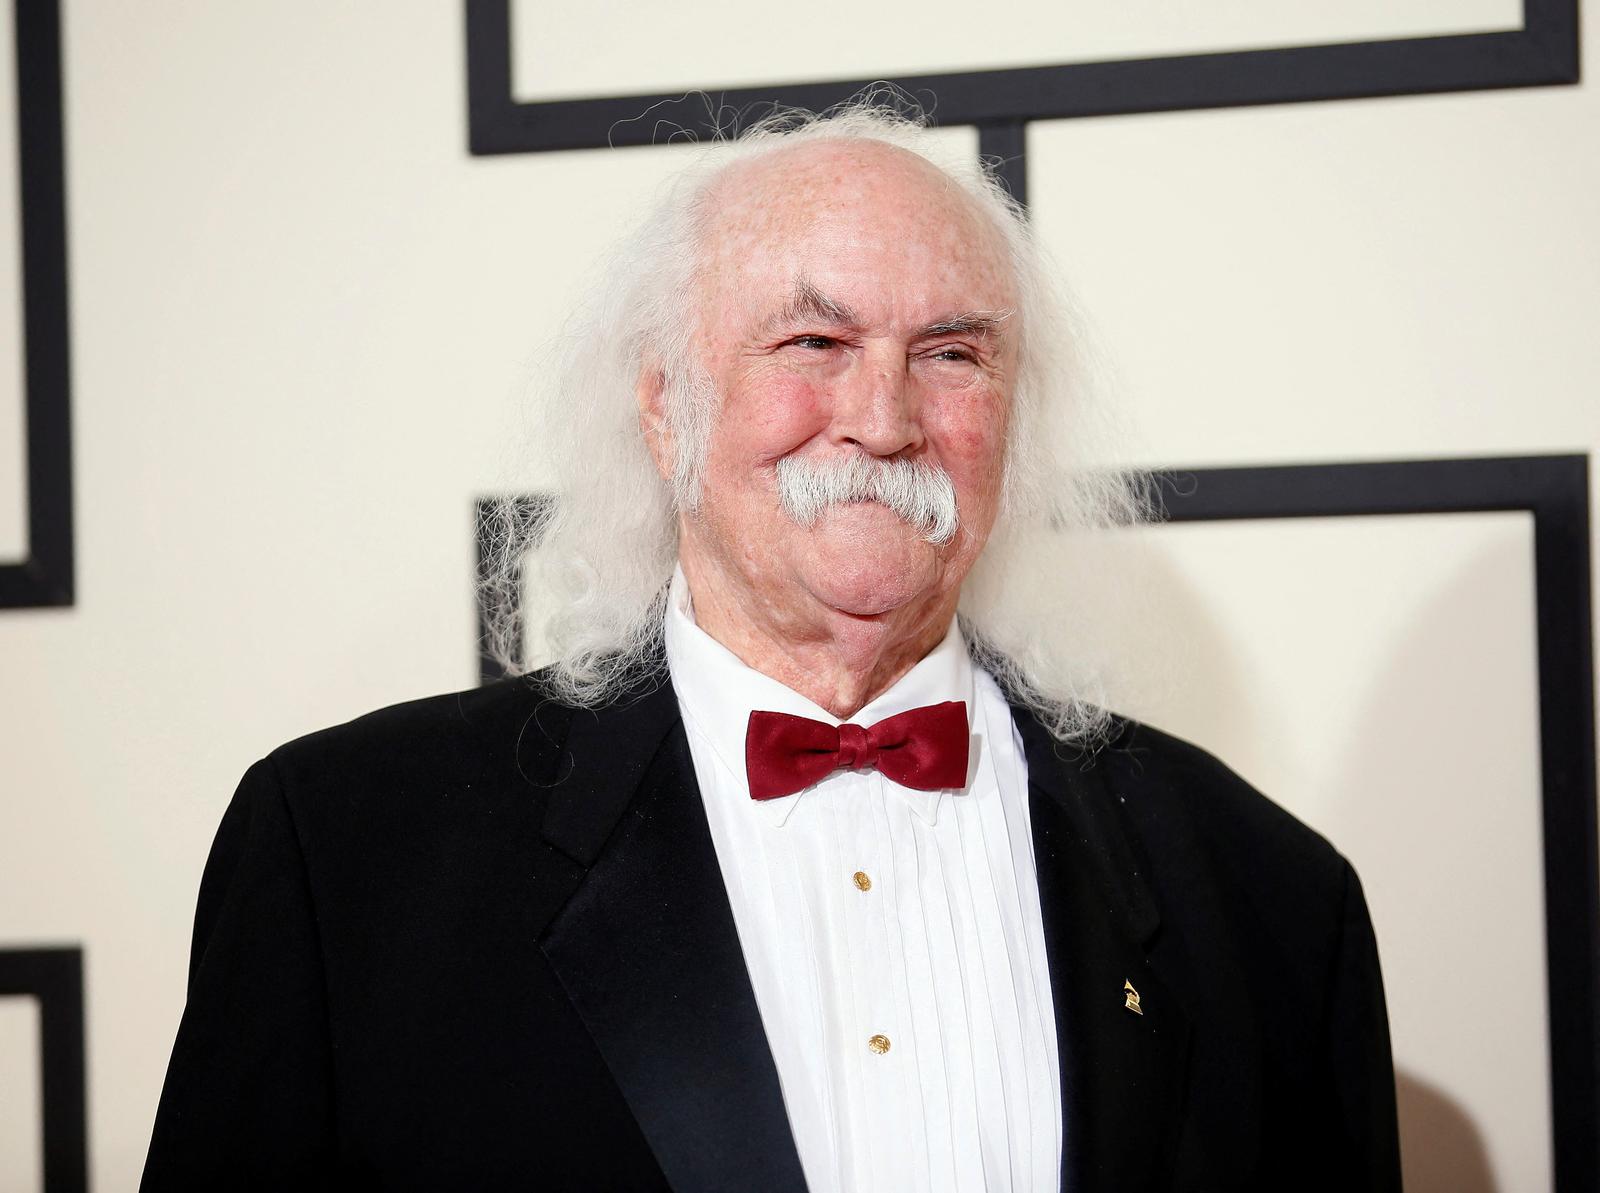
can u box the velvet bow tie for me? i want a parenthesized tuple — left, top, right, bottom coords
(744, 701, 970, 801)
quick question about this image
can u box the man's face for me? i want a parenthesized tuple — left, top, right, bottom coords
(669, 140, 1017, 634)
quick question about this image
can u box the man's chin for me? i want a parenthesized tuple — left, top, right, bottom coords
(797, 549, 940, 618)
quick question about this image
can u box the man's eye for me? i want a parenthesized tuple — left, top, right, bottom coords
(930, 347, 974, 363)
(791, 335, 836, 350)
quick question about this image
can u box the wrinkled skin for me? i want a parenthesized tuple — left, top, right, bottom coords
(639, 139, 1018, 717)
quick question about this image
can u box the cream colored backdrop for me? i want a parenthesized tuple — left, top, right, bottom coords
(1, 2, 1596, 1190)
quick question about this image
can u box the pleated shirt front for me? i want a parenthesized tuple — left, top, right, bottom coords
(663, 574, 1062, 1193)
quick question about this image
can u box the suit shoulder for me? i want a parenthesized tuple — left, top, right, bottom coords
(263, 674, 577, 800)
(1093, 715, 1350, 891)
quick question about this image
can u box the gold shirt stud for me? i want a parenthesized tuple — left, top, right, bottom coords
(867, 1033, 891, 1054)
(852, 871, 872, 892)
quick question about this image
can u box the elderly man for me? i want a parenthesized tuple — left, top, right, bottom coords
(143, 107, 1400, 1192)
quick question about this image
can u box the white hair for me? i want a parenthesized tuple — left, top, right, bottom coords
(479, 93, 1150, 744)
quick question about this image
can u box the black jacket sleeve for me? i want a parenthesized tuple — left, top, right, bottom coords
(1327, 859, 1403, 1191)
(140, 758, 338, 1191)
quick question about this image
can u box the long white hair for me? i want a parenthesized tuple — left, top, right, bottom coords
(479, 95, 1150, 744)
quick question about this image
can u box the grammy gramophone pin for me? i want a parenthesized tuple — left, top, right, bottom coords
(1123, 979, 1143, 1016)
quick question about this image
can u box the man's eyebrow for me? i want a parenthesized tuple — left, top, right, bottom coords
(761, 280, 860, 332)
(757, 284, 1011, 342)
(915, 311, 1012, 340)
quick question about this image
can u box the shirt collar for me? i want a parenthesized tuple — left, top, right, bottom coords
(663, 566, 973, 827)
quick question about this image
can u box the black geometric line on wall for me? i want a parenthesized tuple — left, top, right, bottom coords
(474, 493, 552, 686)
(1, 0, 73, 608)
(464, 0, 1580, 206)
(474, 453, 1599, 1189)
(0, 946, 88, 1193)
(974, 120, 1028, 208)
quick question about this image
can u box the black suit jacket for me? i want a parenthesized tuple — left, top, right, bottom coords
(141, 675, 1401, 1191)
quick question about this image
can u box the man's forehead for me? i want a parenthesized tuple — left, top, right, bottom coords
(703, 140, 1005, 262)
(728, 246, 1016, 336)
(698, 144, 1015, 328)
(710, 136, 951, 210)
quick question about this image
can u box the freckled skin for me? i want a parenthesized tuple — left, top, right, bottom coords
(638, 139, 1018, 718)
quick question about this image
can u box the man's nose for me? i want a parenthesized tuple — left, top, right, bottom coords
(830, 348, 922, 457)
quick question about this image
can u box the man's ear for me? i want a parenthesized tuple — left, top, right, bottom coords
(635, 367, 675, 483)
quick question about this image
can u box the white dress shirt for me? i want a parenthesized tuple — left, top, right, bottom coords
(663, 569, 1063, 1193)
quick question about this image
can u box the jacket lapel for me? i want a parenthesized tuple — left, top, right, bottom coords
(1016, 710, 1193, 1191)
(536, 680, 809, 1193)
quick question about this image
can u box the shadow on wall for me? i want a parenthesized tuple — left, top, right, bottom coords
(1328, 527, 1543, 1193)
(1398, 1068, 1498, 1192)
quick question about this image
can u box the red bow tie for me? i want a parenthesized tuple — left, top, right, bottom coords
(744, 701, 970, 801)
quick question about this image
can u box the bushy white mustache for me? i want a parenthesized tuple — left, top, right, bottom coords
(774, 453, 960, 546)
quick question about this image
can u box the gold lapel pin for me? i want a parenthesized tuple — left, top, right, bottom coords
(1123, 979, 1143, 1016)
